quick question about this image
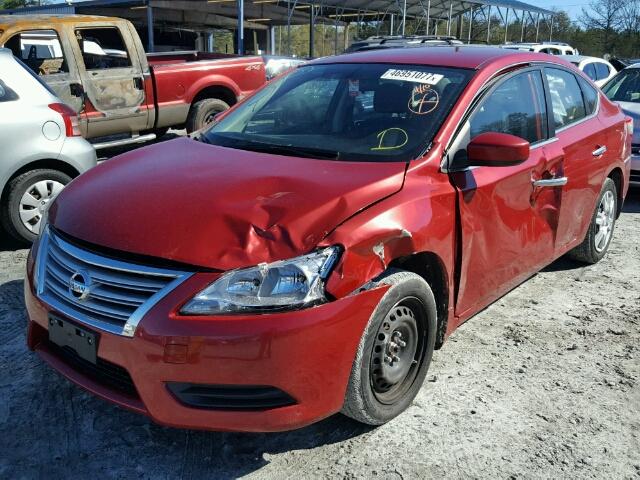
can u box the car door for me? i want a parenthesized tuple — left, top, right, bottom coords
(447, 68, 562, 319)
(71, 24, 148, 138)
(543, 67, 610, 252)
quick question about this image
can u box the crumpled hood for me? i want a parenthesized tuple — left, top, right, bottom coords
(51, 138, 406, 270)
(617, 101, 640, 144)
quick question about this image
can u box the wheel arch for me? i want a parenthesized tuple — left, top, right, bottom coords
(191, 84, 238, 107)
(387, 252, 449, 349)
(1, 159, 80, 201)
(607, 166, 624, 218)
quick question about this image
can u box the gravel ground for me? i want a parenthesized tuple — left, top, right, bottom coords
(0, 181, 638, 479)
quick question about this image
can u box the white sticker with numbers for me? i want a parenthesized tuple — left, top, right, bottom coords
(380, 69, 444, 85)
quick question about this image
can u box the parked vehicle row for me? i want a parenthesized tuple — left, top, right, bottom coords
(23, 45, 632, 432)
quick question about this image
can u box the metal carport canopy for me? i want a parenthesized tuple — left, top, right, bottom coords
(307, 0, 553, 18)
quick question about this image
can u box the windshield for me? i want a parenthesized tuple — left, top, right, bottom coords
(603, 69, 640, 103)
(202, 63, 473, 162)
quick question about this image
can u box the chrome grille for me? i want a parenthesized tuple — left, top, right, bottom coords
(36, 228, 191, 337)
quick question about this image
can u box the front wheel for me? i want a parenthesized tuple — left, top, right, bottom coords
(567, 177, 618, 264)
(342, 269, 437, 425)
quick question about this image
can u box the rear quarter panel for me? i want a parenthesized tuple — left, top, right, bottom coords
(598, 94, 631, 201)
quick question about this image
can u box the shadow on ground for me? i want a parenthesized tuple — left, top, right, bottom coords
(0, 278, 372, 479)
(622, 188, 640, 213)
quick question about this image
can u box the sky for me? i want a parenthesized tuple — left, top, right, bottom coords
(532, 0, 593, 19)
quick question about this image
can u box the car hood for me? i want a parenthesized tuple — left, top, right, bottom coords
(51, 138, 406, 270)
(617, 101, 640, 144)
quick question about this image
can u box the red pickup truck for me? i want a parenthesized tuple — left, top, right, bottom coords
(25, 47, 631, 432)
(0, 15, 266, 146)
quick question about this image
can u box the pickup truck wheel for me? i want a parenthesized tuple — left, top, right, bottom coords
(0, 169, 71, 244)
(567, 177, 617, 264)
(186, 98, 230, 133)
(342, 269, 437, 425)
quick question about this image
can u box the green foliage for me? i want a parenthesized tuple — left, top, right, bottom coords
(0, 0, 41, 9)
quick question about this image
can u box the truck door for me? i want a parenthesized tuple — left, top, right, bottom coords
(71, 25, 149, 138)
(448, 68, 562, 319)
(2, 28, 87, 133)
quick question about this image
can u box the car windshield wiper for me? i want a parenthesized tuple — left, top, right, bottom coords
(237, 143, 340, 160)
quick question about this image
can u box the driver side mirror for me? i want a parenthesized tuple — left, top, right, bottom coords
(467, 132, 530, 167)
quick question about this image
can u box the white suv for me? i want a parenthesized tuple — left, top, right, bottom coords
(501, 42, 577, 56)
(564, 55, 617, 88)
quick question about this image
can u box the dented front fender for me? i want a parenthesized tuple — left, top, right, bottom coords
(323, 160, 457, 300)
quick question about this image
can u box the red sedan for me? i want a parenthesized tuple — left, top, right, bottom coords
(25, 46, 631, 432)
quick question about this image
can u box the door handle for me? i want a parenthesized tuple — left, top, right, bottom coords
(133, 77, 144, 90)
(532, 177, 568, 188)
(592, 146, 607, 157)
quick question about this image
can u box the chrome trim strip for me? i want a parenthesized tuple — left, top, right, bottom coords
(35, 227, 193, 338)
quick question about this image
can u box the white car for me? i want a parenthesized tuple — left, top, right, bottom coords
(501, 42, 577, 56)
(0, 48, 97, 243)
(564, 55, 617, 88)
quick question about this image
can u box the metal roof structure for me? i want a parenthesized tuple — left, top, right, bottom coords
(1, 0, 557, 56)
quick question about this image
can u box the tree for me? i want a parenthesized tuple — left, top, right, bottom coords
(580, 0, 623, 55)
(0, 0, 45, 9)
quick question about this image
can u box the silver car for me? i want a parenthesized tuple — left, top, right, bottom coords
(602, 64, 640, 186)
(0, 48, 96, 243)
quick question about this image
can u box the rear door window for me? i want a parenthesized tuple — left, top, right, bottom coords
(545, 68, 587, 129)
(470, 70, 548, 144)
(595, 62, 610, 81)
(578, 77, 599, 115)
(582, 63, 597, 81)
(4, 29, 68, 76)
(75, 27, 132, 70)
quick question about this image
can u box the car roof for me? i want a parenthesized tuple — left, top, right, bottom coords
(562, 55, 605, 63)
(310, 45, 571, 71)
(0, 14, 123, 28)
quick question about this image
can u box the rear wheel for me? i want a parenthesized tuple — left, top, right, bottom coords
(567, 177, 618, 264)
(1, 169, 71, 244)
(342, 269, 437, 425)
(185, 98, 230, 133)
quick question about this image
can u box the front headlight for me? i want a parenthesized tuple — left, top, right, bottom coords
(180, 246, 340, 315)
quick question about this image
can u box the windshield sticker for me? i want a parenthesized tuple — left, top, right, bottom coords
(381, 69, 444, 85)
(408, 85, 439, 115)
(371, 128, 409, 151)
(348, 79, 360, 97)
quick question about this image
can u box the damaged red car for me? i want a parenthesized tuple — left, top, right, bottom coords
(25, 47, 632, 432)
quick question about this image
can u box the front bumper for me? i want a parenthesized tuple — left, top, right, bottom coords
(24, 254, 386, 432)
(631, 154, 640, 186)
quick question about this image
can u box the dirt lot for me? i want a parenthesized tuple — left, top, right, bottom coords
(0, 182, 638, 479)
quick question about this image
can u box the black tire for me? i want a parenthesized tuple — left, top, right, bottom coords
(342, 269, 437, 425)
(567, 177, 618, 264)
(0, 169, 71, 244)
(185, 98, 230, 133)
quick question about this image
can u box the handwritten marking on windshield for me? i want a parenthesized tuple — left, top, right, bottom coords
(408, 85, 439, 115)
(371, 128, 409, 151)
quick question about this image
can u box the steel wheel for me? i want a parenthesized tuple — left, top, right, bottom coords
(369, 297, 426, 405)
(19, 179, 64, 234)
(594, 190, 615, 252)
